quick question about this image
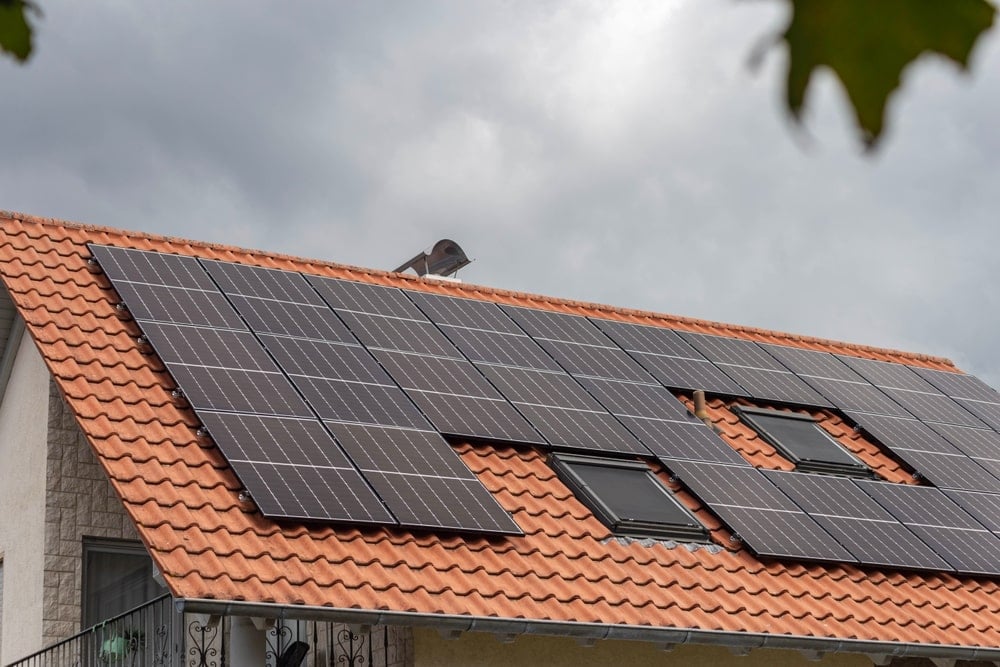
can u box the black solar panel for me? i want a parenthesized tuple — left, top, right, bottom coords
(307, 276, 426, 319)
(293, 375, 428, 428)
(439, 325, 562, 371)
(114, 281, 246, 330)
(837, 356, 939, 393)
(326, 422, 474, 477)
(512, 403, 648, 454)
(141, 323, 274, 371)
(759, 344, 864, 382)
(763, 470, 950, 571)
(199, 411, 352, 468)
(476, 364, 604, 411)
(678, 332, 786, 371)
(501, 305, 611, 346)
(406, 290, 522, 333)
(855, 480, 1000, 575)
(927, 423, 1000, 460)
(912, 367, 1000, 403)
(943, 490, 1000, 532)
(576, 377, 692, 421)
(803, 377, 912, 418)
(261, 336, 392, 384)
(629, 352, 750, 396)
(338, 311, 463, 359)
(406, 391, 545, 443)
(229, 295, 355, 343)
(373, 349, 502, 398)
(621, 416, 748, 466)
(590, 319, 701, 358)
(845, 412, 961, 455)
(878, 387, 986, 428)
(170, 364, 312, 417)
(717, 365, 833, 407)
(955, 399, 1000, 432)
(91, 245, 216, 290)
(201, 259, 324, 305)
(666, 461, 855, 562)
(537, 339, 654, 383)
(891, 449, 1000, 493)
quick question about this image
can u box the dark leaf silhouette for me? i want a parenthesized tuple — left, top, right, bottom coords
(0, 0, 37, 63)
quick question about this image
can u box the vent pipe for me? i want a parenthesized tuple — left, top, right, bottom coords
(692, 390, 712, 428)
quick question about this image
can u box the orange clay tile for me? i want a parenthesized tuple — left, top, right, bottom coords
(4, 209, 1000, 648)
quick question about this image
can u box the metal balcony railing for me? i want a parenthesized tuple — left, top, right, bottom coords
(7, 596, 399, 667)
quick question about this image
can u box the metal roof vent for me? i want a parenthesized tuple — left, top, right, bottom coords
(394, 239, 471, 280)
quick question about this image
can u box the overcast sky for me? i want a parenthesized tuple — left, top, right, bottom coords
(2, 1, 999, 385)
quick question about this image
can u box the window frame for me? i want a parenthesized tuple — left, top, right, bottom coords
(734, 406, 871, 477)
(550, 453, 708, 541)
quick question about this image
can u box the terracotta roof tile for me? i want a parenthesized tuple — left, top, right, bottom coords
(5, 209, 1000, 650)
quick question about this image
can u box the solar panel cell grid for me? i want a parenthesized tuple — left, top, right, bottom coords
(91, 245, 216, 290)
(717, 365, 833, 407)
(373, 349, 502, 398)
(837, 355, 940, 393)
(927, 423, 1000, 460)
(230, 295, 355, 343)
(115, 282, 247, 330)
(665, 461, 799, 511)
(904, 524, 1000, 576)
(294, 376, 430, 428)
(576, 377, 692, 421)
(763, 470, 893, 520)
(405, 391, 545, 443)
(476, 364, 604, 410)
(439, 325, 562, 371)
(709, 504, 857, 562)
(622, 416, 748, 466)
(326, 422, 474, 478)
(537, 338, 654, 383)
(169, 365, 312, 418)
(141, 323, 275, 371)
(878, 387, 986, 428)
(678, 332, 786, 371)
(590, 319, 702, 358)
(810, 515, 951, 571)
(308, 276, 426, 319)
(944, 490, 1000, 532)
(630, 352, 750, 396)
(803, 377, 912, 417)
(501, 305, 611, 346)
(913, 367, 1000, 403)
(201, 259, 324, 305)
(406, 290, 522, 333)
(198, 412, 353, 468)
(759, 344, 864, 382)
(955, 399, 1000, 432)
(513, 404, 648, 454)
(261, 336, 393, 384)
(856, 481, 982, 528)
(337, 311, 463, 359)
(894, 449, 1000, 493)
(844, 412, 961, 455)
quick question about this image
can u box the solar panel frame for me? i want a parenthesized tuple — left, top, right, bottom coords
(878, 386, 986, 428)
(943, 489, 1000, 532)
(621, 416, 749, 466)
(802, 377, 913, 418)
(324, 422, 475, 478)
(716, 365, 833, 407)
(759, 344, 865, 382)
(293, 375, 431, 428)
(115, 282, 247, 330)
(576, 377, 693, 421)
(677, 332, 787, 371)
(404, 390, 546, 444)
(629, 352, 750, 396)
(512, 403, 649, 454)
(536, 338, 655, 383)
(337, 310, 464, 359)
(91, 244, 217, 290)
(955, 399, 1000, 432)
(168, 364, 313, 418)
(844, 412, 961, 455)
(229, 295, 356, 343)
(372, 349, 505, 399)
(201, 259, 325, 305)
(259, 335, 394, 385)
(406, 290, 522, 333)
(438, 325, 562, 371)
(926, 422, 1000, 460)
(140, 322, 276, 371)
(198, 411, 353, 468)
(307, 275, 426, 319)
(589, 319, 703, 358)
(475, 364, 605, 411)
(892, 449, 1000, 493)
(912, 367, 1000, 403)
(837, 356, 941, 393)
(501, 305, 612, 346)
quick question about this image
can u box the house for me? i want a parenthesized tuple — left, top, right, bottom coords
(1, 209, 1000, 667)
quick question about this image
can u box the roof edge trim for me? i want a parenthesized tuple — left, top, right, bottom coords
(0, 210, 951, 367)
(175, 598, 1000, 661)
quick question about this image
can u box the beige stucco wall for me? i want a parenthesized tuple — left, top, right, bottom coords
(0, 335, 51, 666)
(413, 629, 876, 667)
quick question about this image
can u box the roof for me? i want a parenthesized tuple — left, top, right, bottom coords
(3, 210, 1000, 658)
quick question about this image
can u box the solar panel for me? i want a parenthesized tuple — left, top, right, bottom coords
(406, 290, 522, 333)
(856, 480, 1000, 576)
(837, 356, 940, 393)
(759, 344, 864, 382)
(307, 275, 426, 319)
(199, 412, 394, 524)
(629, 352, 750, 396)
(890, 449, 1000, 493)
(943, 489, 1000, 532)
(229, 295, 355, 343)
(501, 305, 611, 346)
(337, 311, 463, 359)
(406, 391, 545, 443)
(590, 319, 702, 358)
(715, 365, 833, 407)
(537, 339, 654, 383)
(201, 259, 324, 305)
(955, 399, 1000, 432)
(325, 422, 474, 477)
(665, 461, 855, 562)
(763, 470, 950, 571)
(113, 281, 247, 330)
(844, 412, 961, 455)
(927, 423, 1000, 460)
(293, 375, 430, 428)
(678, 332, 787, 371)
(576, 377, 692, 421)
(372, 349, 503, 398)
(438, 325, 562, 371)
(169, 364, 313, 417)
(912, 367, 1000, 403)
(141, 323, 275, 371)
(802, 377, 912, 418)
(476, 365, 604, 411)
(621, 416, 748, 466)
(877, 386, 986, 428)
(261, 336, 392, 384)
(507, 403, 648, 454)
(91, 245, 216, 290)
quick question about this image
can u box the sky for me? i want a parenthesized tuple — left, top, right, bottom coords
(2, 1, 999, 385)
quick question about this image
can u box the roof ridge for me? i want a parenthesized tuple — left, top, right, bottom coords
(0, 209, 954, 367)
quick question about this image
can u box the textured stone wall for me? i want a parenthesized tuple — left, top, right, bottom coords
(41, 379, 138, 646)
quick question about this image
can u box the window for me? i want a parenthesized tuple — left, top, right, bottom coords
(735, 406, 869, 477)
(82, 539, 165, 628)
(551, 454, 707, 541)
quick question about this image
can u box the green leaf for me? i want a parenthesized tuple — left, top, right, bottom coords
(0, 0, 37, 63)
(780, 0, 996, 149)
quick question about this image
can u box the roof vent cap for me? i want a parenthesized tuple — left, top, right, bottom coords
(393, 239, 471, 279)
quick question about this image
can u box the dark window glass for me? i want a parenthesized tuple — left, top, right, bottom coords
(737, 407, 869, 477)
(82, 540, 165, 627)
(551, 455, 707, 540)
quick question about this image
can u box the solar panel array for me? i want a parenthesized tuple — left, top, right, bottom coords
(91, 245, 1000, 576)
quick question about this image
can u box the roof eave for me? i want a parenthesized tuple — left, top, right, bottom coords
(175, 597, 1000, 662)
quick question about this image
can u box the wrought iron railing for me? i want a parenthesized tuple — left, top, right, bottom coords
(7, 597, 400, 667)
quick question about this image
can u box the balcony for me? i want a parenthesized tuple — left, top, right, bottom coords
(7, 595, 401, 667)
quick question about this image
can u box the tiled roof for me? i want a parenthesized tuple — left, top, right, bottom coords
(4, 210, 1000, 654)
